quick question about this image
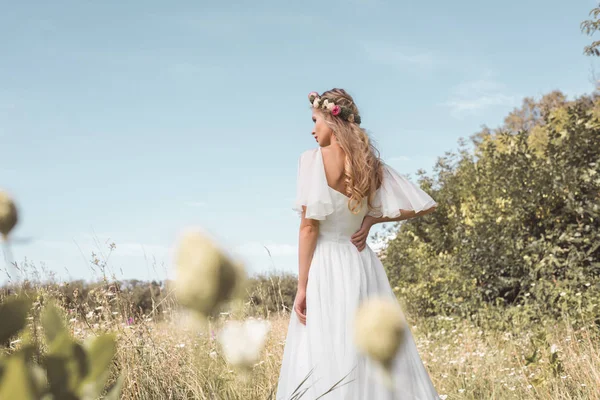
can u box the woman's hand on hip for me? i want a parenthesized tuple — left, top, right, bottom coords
(351, 216, 375, 251)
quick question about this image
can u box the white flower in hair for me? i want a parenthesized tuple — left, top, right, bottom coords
(323, 99, 329, 107)
(326, 102, 335, 111)
(313, 98, 320, 108)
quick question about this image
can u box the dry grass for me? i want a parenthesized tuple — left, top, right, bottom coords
(67, 308, 599, 400)
(412, 317, 599, 399)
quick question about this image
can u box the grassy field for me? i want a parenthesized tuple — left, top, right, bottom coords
(1, 265, 599, 399)
(72, 303, 599, 399)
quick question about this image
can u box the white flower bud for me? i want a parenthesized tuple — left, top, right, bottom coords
(326, 102, 335, 111)
(217, 319, 270, 371)
(354, 297, 406, 373)
(174, 230, 246, 317)
(0, 191, 18, 239)
(313, 98, 320, 108)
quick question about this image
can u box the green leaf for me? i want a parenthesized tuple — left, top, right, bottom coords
(41, 302, 67, 345)
(0, 353, 36, 400)
(0, 297, 31, 344)
(29, 363, 49, 397)
(44, 341, 88, 397)
(103, 374, 124, 400)
(78, 333, 116, 397)
(44, 355, 79, 400)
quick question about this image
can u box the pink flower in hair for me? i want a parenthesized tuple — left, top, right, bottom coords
(308, 92, 319, 100)
(331, 105, 341, 116)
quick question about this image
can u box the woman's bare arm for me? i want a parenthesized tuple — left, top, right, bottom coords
(371, 205, 438, 225)
(351, 205, 437, 251)
(297, 206, 319, 292)
(294, 207, 319, 325)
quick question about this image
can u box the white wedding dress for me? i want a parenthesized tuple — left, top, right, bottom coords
(276, 148, 440, 400)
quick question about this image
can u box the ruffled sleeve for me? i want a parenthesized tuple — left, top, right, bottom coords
(292, 148, 335, 220)
(368, 163, 437, 218)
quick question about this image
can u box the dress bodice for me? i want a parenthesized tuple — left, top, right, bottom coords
(317, 189, 368, 243)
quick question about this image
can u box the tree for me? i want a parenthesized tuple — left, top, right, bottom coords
(383, 91, 600, 328)
(581, 4, 600, 56)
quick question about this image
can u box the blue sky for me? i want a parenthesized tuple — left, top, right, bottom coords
(1, 0, 597, 284)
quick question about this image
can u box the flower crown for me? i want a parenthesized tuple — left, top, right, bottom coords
(308, 92, 362, 124)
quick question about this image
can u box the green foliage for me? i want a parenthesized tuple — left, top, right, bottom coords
(581, 4, 600, 56)
(245, 273, 297, 317)
(0, 297, 31, 345)
(383, 92, 600, 329)
(0, 298, 122, 399)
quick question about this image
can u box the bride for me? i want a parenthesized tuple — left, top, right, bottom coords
(276, 89, 440, 399)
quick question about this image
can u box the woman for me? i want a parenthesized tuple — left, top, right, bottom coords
(276, 89, 440, 399)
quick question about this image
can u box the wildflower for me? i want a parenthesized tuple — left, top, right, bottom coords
(174, 229, 246, 318)
(217, 319, 270, 372)
(354, 297, 406, 387)
(0, 190, 18, 239)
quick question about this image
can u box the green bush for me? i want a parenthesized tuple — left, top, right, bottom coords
(384, 92, 600, 328)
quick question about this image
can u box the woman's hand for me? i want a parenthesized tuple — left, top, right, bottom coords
(351, 215, 375, 251)
(294, 289, 307, 325)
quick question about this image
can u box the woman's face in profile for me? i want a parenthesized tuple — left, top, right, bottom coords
(311, 111, 334, 147)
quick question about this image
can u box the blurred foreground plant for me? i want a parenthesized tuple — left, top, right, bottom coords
(0, 191, 18, 240)
(354, 297, 406, 389)
(0, 291, 122, 399)
(174, 229, 246, 319)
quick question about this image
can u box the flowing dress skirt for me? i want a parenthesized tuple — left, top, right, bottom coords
(276, 239, 440, 400)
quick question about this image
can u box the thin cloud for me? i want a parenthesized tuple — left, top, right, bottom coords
(166, 11, 323, 35)
(444, 78, 520, 118)
(38, 238, 171, 258)
(360, 41, 439, 70)
(235, 241, 297, 257)
(185, 201, 207, 207)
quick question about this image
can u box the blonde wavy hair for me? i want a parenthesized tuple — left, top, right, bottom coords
(315, 88, 384, 214)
